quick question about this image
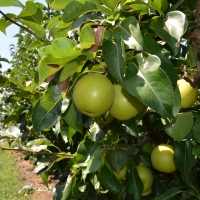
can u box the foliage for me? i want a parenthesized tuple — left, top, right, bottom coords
(0, 0, 200, 199)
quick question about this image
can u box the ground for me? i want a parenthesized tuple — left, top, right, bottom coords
(0, 139, 59, 200)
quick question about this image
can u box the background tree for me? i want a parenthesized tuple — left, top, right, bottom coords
(1, 0, 200, 199)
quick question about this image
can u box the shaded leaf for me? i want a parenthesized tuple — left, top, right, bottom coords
(103, 39, 125, 82)
(76, 138, 99, 163)
(164, 112, 194, 142)
(153, 187, 182, 200)
(97, 165, 121, 195)
(123, 52, 174, 118)
(126, 168, 143, 200)
(193, 114, 200, 143)
(174, 141, 197, 183)
(32, 85, 62, 132)
(106, 149, 127, 174)
(63, 101, 80, 131)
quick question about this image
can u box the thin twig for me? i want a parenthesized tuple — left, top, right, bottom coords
(0, 10, 45, 42)
(0, 145, 76, 158)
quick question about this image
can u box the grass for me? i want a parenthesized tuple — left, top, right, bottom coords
(0, 144, 31, 200)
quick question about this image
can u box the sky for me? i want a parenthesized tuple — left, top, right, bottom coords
(0, 0, 46, 72)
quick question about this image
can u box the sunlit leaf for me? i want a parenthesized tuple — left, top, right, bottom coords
(0, 0, 24, 7)
(123, 52, 174, 118)
(62, 1, 97, 23)
(149, 11, 188, 56)
(148, 0, 168, 14)
(119, 16, 143, 51)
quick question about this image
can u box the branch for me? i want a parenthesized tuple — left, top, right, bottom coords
(0, 145, 76, 158)
(0, 10, 45, 42)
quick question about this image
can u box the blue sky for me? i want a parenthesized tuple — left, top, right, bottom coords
(0, 0, 46, 72)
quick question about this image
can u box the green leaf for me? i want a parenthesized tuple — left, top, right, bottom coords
(193, 114, 200, 143)
(0, 0, 24, 7)
(126, 168, 143, 200)
(148, 0, 168, 14)
(106, 149, 127, 174)
(62, 1, 97, 23)
(174, 141, 197, 183)
(102, 0, 120, 11)
(153, 187, 182, 200)
(32, 85, 62, 132)
(97, 165, 121, 195)
(149, 11, 188, 56)
(80, 25, 95, 49)
(76, 138, 99, 163)
(52, 0, 73, 10)
(0, 74, 10, 86)
(103, 39, 126, 82)
(41, 172, 49, 188)
(143, 35, 177, 88)
(39, 38, 81, 59)
(82, 146, 102, 178)
(18, 1, 43, 24)
(20, 19, 45, 39)
(0, 19, 12, 34)
(38, 56, 64, 84)
(59, 57, 86, 82)
(164, 112, 194, 142)
(61, 176, 73, 200)
(119, 16, 143, 51)
(123, 52, 174, 118)
(63, 101, 80, 131)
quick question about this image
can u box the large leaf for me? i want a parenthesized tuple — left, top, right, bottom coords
(32, 85, 62, 132)
(149, 11, 188, 56)
(59, 57, 86, 82)
(153, 187, 182, 200)
(82, 146, 102, 179)
(174, 141, 197, 183)
(63, 101, 80, 131)
(39, 38, 82, 59)
(80, 25, 95, 49)
(62, 1, 97, 23)
(123, 52, 174, 118)
(76, 138, 99, 163)
(52, 0, 73, 10)
(143, 35, 177, 88)
(102, 0, 120, 11)
(148, 0, 168, 14)
(0, 0, 24, 7)
(97, 165, 121, 195)
(126, 168, 143, 200)
(20, 19, 45, 39)
(106, 149, 127, 174)
(164, 112, 194, 142)
(103, 39, 126, 82)
(118, 16, 143, 51)
(18, 1, 42, 24)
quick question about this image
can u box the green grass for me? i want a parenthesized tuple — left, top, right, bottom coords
(0, 147, 31, 200)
